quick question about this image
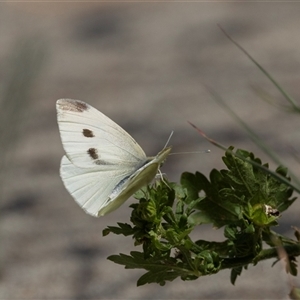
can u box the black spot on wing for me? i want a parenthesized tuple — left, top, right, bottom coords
(87, 148, 112, 165)
(58, 99, 89, 112)
(83, 129, 94, 137)
(88, 148, 98, 160)
(72, 100, 89, 112)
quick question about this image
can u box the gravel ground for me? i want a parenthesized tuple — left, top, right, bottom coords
(1, 3, 300, 299)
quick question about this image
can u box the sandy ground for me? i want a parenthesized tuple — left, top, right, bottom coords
(0, 2, 300, 299)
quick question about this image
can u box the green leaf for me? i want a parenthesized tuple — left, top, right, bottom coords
(180, 172, 206, 203)
(108, 251, 190, 286)
(103, 222, 134, 236)
(182, 168, 244, 228)
(230, 266, 243, 285)
(137, 270, 179, 286)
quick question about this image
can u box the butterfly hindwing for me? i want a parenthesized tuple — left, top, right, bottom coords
(60, 155, 138, 216)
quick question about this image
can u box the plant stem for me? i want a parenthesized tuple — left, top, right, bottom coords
(221, 244, 300, 270)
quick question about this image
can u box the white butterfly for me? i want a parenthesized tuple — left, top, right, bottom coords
(56, 99, 171, 217)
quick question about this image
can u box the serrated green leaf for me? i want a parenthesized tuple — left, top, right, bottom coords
(181, 172, 210, 203)
(137, 269, 180, 286)
(107, 252, 146, 269)
(103, 223, 134, 236)
(108, 251, 169, 270)
(195, 195, 242, 228)
(108, 251, 191, 286)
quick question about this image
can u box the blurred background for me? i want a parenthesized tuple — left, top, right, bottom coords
(1, 2, 299, 298)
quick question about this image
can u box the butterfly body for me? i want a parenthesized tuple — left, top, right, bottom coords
(56, 99, 171, 217)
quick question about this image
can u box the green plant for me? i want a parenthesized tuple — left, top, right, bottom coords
(103, 27, 300, 298)
(104, 147, 299, 286)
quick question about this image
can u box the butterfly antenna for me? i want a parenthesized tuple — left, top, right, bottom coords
(169, 149, 211, 156)
(163, 131, 174, 149)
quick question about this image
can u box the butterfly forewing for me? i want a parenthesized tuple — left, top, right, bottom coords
(57, 99, 147, 168)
